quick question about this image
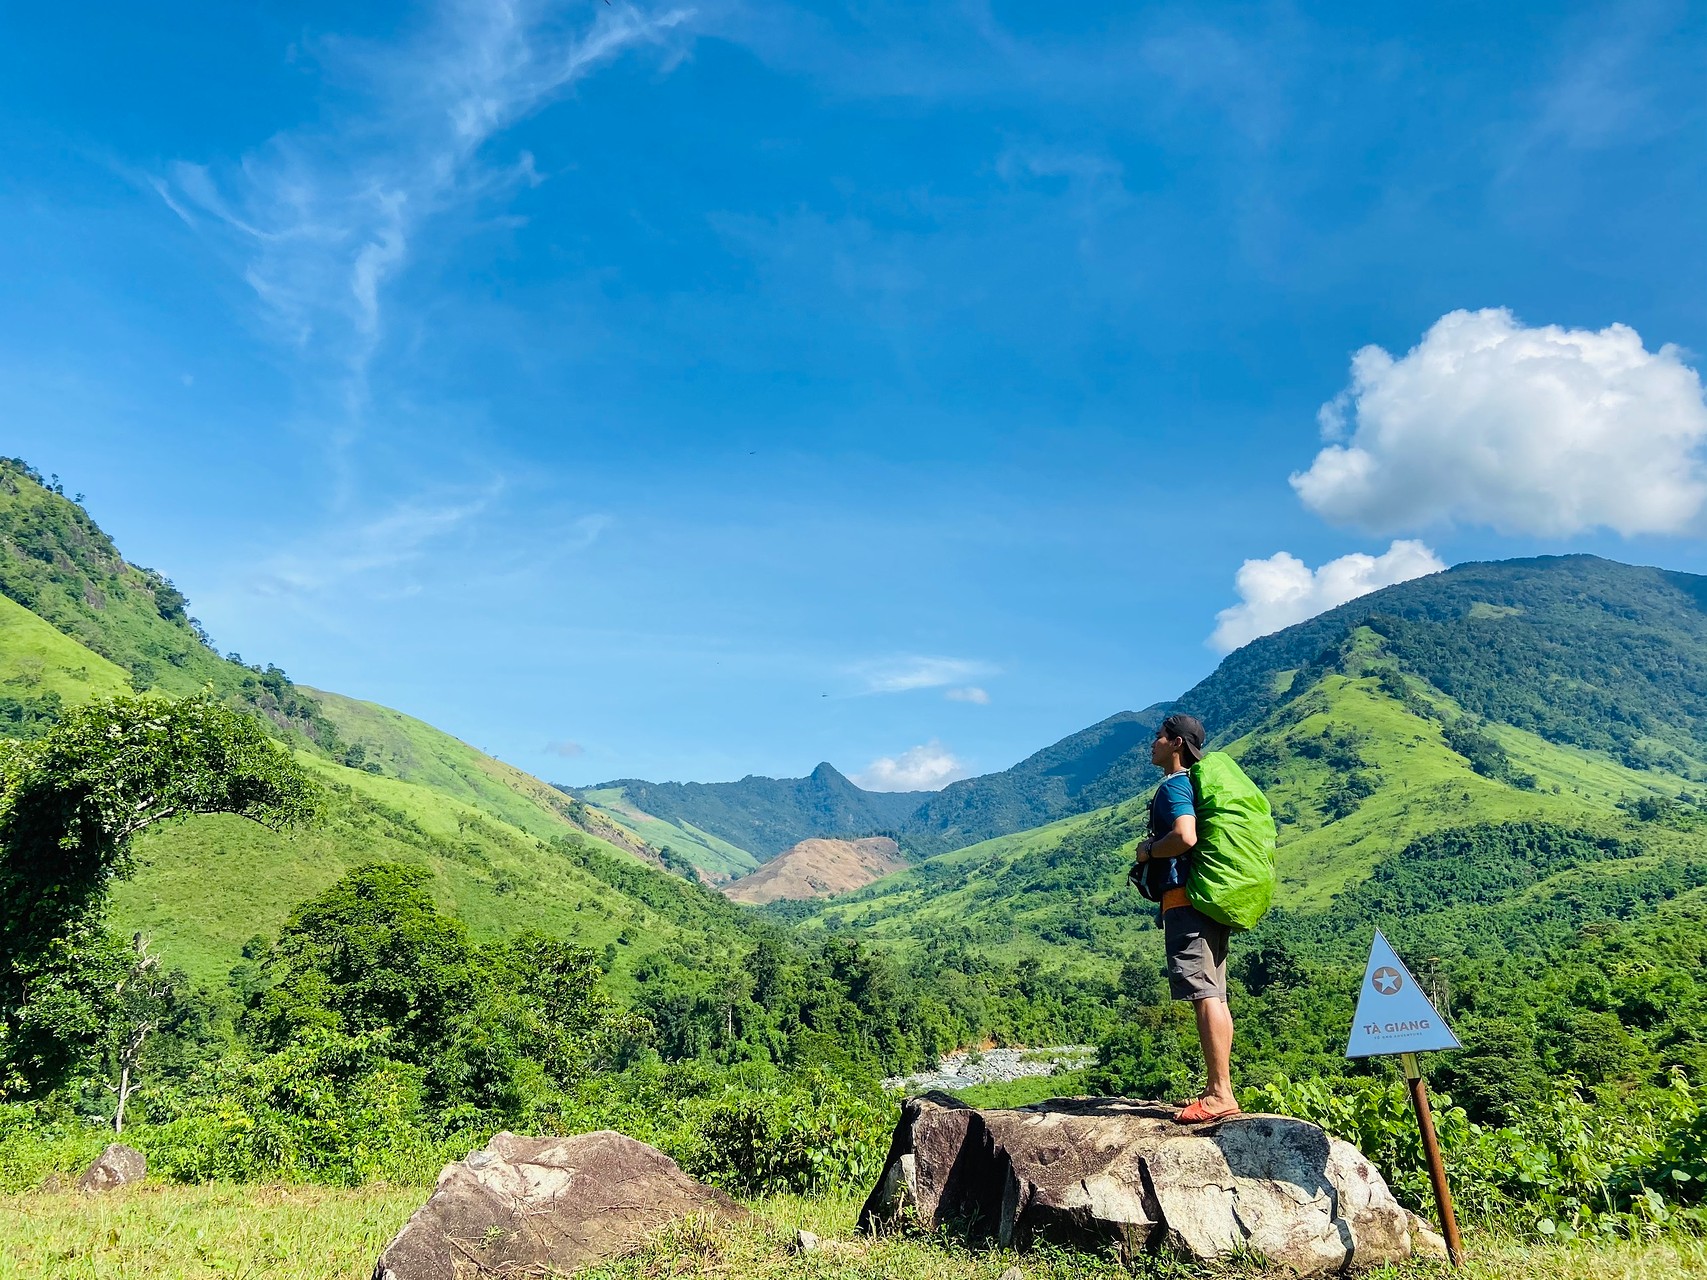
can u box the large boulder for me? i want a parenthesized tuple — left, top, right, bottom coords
(75, 1142, 145, 1193)
(373, 1130, 745, 1280)
(860, 1094, 1422, 1275)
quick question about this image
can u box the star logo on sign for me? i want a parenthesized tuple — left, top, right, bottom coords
(1372, 967, 1403, 996)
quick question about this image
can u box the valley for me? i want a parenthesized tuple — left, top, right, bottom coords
(4, 456, 1707, 1263)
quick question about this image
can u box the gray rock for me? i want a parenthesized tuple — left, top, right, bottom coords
(859, 1094, 1422, 1276)
(883, 1045, 1095, 1093)
(1406, 1210, 1450, 1261)
(75, 1143, 145, 1193)
(998, 1269, 1024, 1280)
(793, 1229, 820, 1253)
(373, 1130, 745, 1280)
(866, 1151, 917, 1222)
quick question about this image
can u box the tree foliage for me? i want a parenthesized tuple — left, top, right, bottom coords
(0, 692, 313, 1098)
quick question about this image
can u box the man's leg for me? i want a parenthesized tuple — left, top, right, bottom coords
(1193, 995, 1235, 1109)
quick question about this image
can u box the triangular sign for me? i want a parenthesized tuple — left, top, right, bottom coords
(1345, 929, 1461, 1058)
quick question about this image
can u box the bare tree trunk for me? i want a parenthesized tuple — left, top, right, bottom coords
(114, 1065, 131, 1135)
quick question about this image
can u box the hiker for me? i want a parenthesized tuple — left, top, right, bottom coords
(1131, 713, 1242, 1123)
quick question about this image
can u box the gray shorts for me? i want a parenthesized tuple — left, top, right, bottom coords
(1164, 904, 1230, 1001)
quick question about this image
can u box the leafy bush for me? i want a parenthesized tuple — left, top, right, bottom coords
(1249, 1070, 1707, 1239)
(674, 1067, 890, 1196)
(143, 1028, 449, 1186)
(0, 1099, 110, 1191)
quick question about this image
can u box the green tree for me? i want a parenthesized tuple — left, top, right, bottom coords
(0, 693, 313, 1098)
(249, 863, 475, 1057)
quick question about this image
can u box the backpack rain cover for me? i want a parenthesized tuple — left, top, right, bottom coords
(1186, 751, 1277, 931)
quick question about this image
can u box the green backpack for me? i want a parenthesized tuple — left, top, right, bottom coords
(1186, 751, 1277, 931)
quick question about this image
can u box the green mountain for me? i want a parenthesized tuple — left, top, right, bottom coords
(573, 705, 1174, 872)
(0, 461, 753, 988)
(0, 457, 344, 748)
(900, 705, 1171, 855)
(576, 763, 925, 865)
(793, 556, 1707, 975)
(1181, 555, 1707, 776)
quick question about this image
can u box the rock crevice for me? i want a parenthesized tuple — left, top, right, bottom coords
(860, 1094, 1430, 1274)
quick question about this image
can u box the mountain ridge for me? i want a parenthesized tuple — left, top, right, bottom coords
(570, 705, 1174, 868)
(789, 556, 1707, 972)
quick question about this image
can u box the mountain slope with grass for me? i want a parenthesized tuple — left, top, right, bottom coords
(792, 557, 1707, 978)
(0, 462, 754, 988)
(600, 555, 1707, 880)
(0, 607, 754, 990)
(0, 457, 349, 748)
(1179, 555, 1707, 776)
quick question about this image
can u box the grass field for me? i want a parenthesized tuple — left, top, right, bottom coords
(4, 1183, 1703, 1280)
(108, 752, 745, 993)
(577, 786, 763, 881)
(0, 593, 131, 704)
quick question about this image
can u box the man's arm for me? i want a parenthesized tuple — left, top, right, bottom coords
(1138, 814, 1197, 862)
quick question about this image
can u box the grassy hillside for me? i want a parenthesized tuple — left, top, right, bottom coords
(0, 470, 755, 989)
(574, 786, 761, 881)
(110, 753, 752, 992)
(793, 618, 1699, 972)
(1182, 555, 1707, 776)
(598, 558, 1707, 874)
(305, 687, 670, 866)
(0, 458, 342, 747)
(0, 591, 131, 734)
(0, 626, 754, 991)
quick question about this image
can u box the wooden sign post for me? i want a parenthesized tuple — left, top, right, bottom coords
(1346, 930, 1464, 1268)
(1399, 1051, 1464, 1265)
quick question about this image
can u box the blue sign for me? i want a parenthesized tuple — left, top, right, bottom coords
(1345, 930, 1461, 1058)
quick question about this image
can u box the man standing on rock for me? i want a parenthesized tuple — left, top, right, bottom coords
(1132, 713, 1240, 1123)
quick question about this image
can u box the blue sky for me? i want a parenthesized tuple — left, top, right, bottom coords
(5, 1, 1706, 788)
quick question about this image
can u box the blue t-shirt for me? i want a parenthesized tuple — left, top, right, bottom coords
(1149, 771, 1196, 840)
(1138, 771, 1196, 901)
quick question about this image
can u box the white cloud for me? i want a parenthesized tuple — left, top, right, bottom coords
(945, 686, 990, 704)
(1293, 309, 1707, 537)
(849, 655, 995, 695)
(853, 741, 971, 792)
(1209, 540, 1445, 653)
(155, 2, 695, 403)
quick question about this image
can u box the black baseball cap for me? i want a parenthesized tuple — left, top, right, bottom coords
(1161, 713, 1206, 763)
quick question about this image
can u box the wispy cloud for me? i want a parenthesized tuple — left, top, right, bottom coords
(250, 487, 501, 599)
(544, 740, 585, 758)
(945, 686, 990, 704)
(847, 655, 996, 695)
(154, 1, 696, 414)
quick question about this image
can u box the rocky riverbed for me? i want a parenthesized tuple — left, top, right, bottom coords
(882, 1045, 1095, 1093)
